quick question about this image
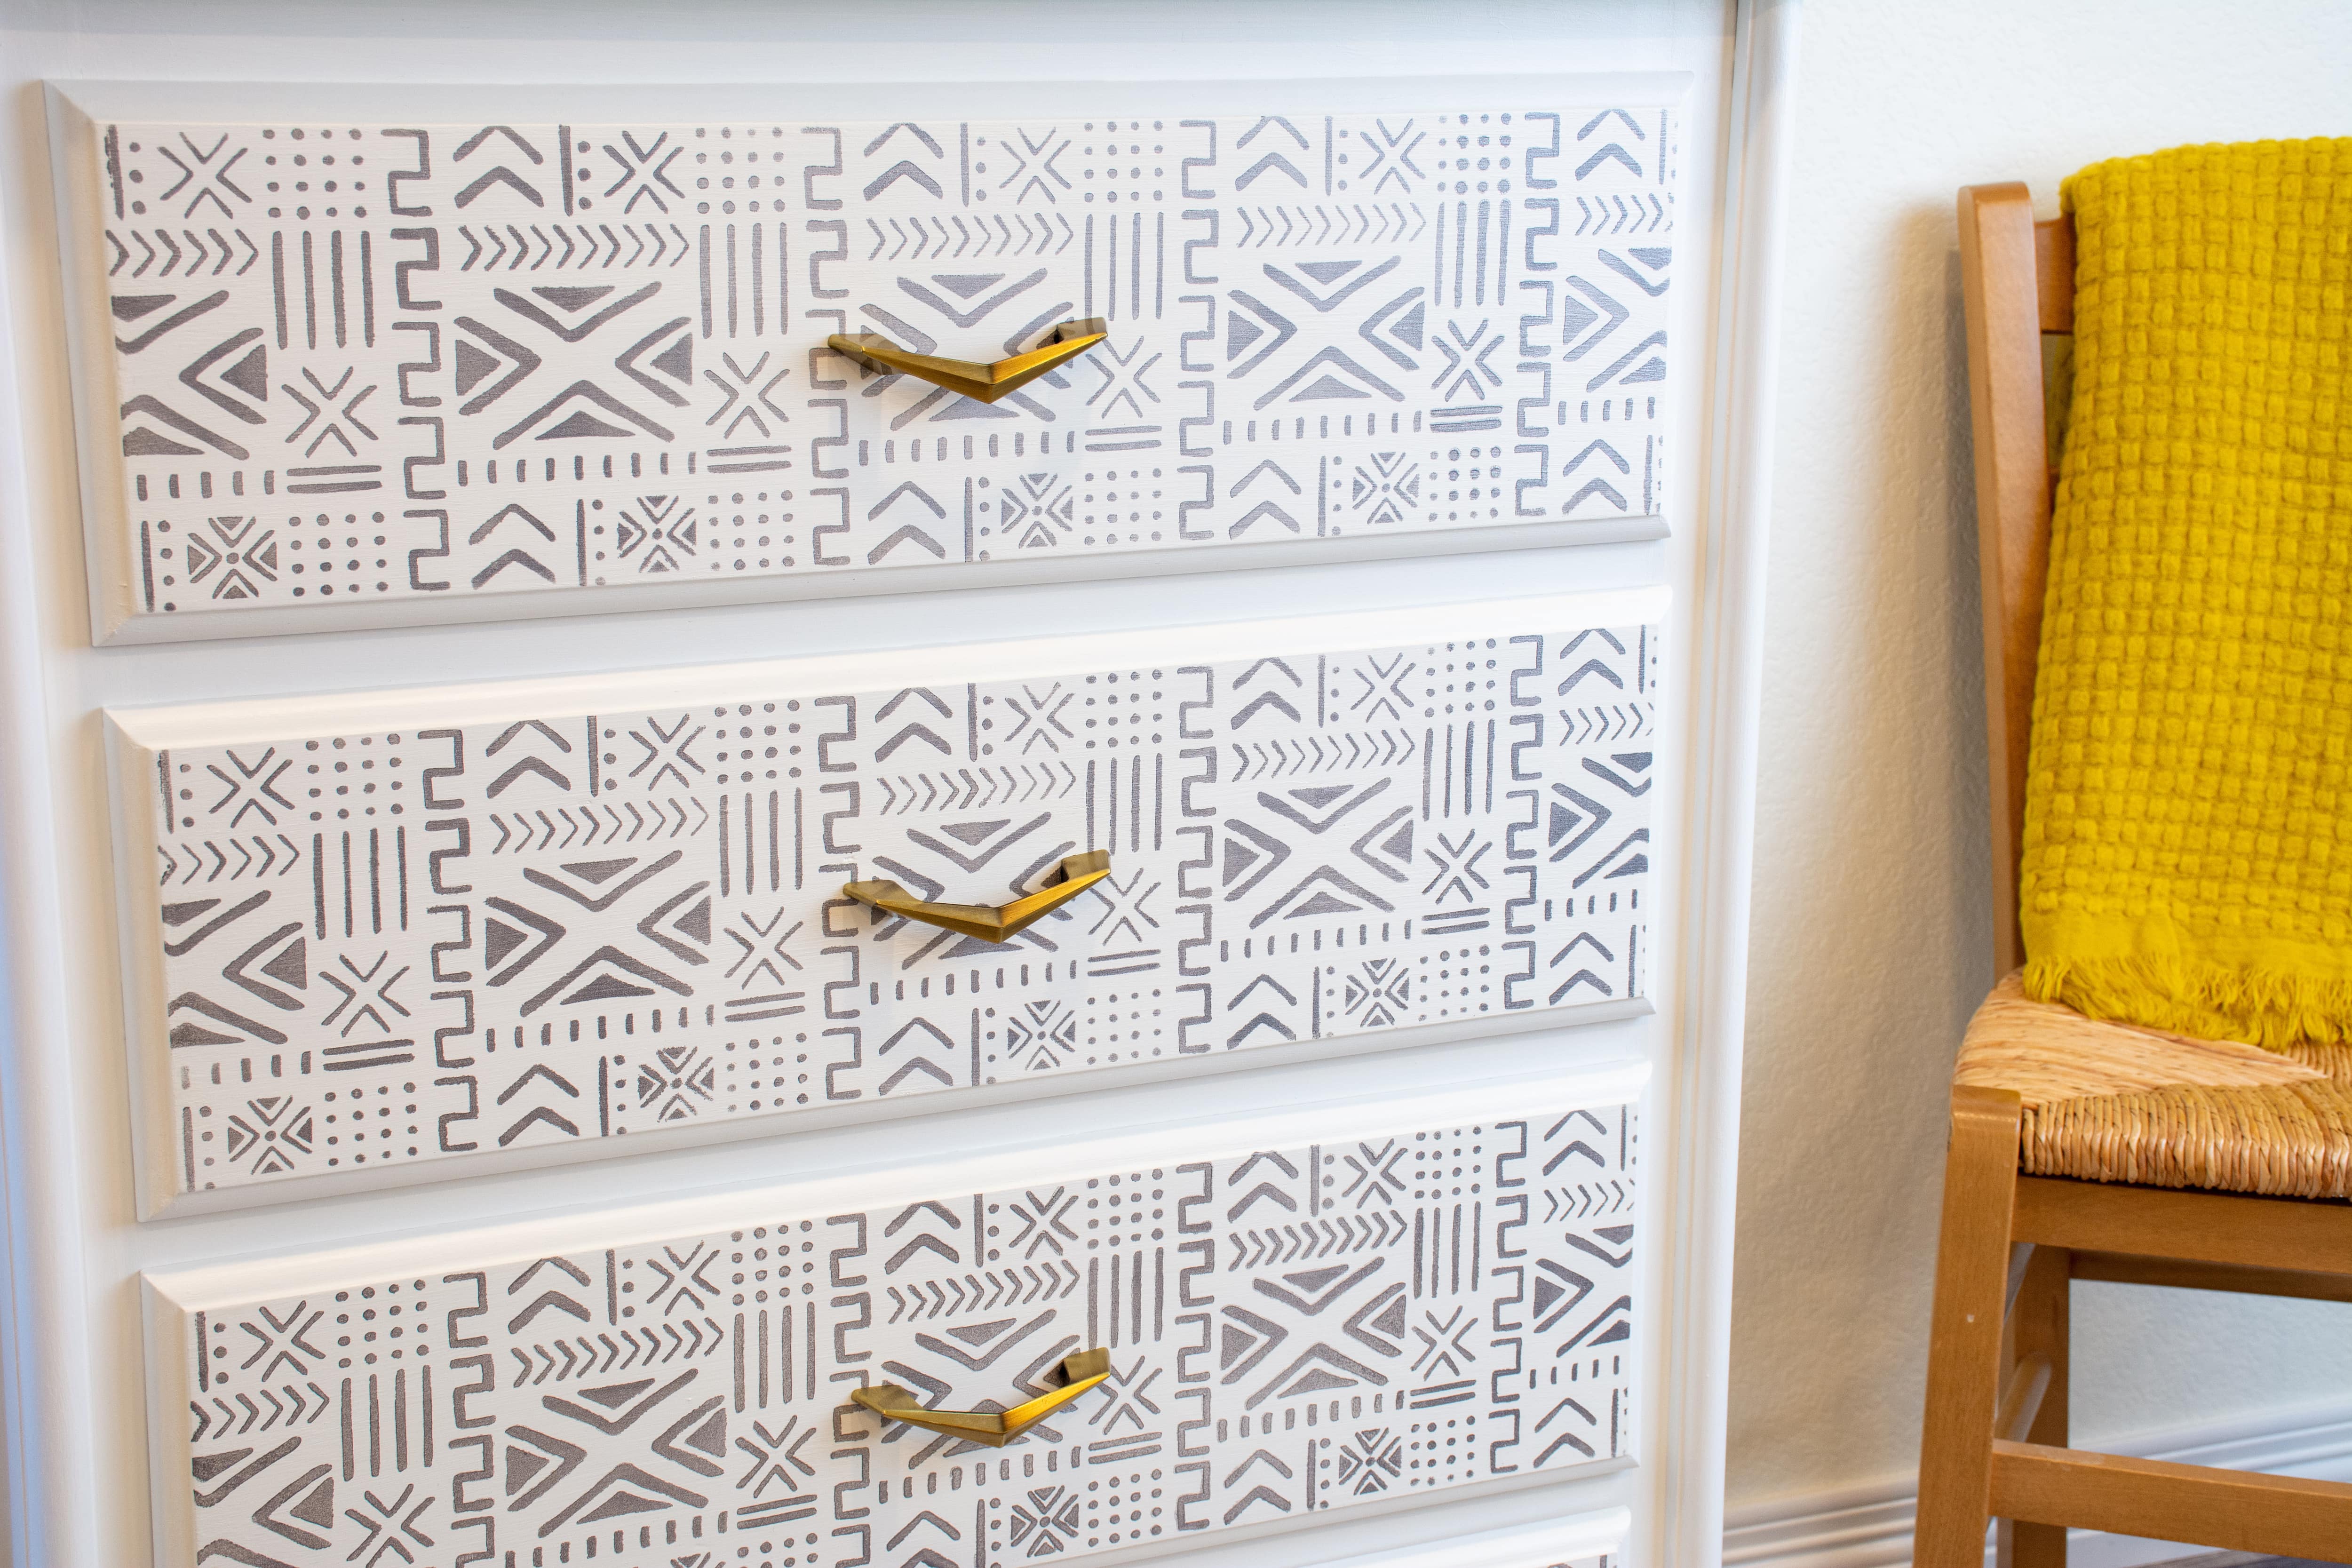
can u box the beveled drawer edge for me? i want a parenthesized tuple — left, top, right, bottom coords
(142, 1059, 1645, 1567)
(108, 587, 1669, 1218)
(141, 1055, 1645, 1307)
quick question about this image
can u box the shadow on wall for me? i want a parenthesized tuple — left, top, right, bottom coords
(1730, 193, 2002, 1499)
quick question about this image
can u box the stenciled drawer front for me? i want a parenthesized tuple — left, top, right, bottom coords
(143, 1073, 1641, 1568)
(111, 592, 1662, 1210)
(1338, 1516, 1628, 1568)
(64, 88, 1678, 637)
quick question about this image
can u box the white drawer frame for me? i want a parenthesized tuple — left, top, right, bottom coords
(0, 5, 1798, 1566)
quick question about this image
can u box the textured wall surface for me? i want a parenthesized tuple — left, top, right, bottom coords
(1732, 0, 2352, 1512)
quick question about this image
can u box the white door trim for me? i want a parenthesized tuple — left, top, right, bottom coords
(1653, 2, 1800, 1564)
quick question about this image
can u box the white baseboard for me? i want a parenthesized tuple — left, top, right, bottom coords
(1723, 1397, 2352, 1568)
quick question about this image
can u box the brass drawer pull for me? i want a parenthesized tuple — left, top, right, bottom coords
(842, 851, 1111, 941)
(826, 318, 1108, 403)
(852, 1348, 1112, 1447)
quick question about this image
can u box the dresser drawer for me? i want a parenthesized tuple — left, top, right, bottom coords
(1313, 1515, 1628, 1568)
(61, 88, 1679, 641)
(143, 1068, 1641, 1568)
(111, 591, 1663, 1211)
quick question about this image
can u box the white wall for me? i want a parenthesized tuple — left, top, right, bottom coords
(1732, 0, 2352, 1516)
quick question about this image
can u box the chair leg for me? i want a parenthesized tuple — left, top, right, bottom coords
(1917, 1086, 2026, 1568)
(1999, 1245, 2071, 1568)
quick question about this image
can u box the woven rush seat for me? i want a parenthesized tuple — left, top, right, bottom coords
(1956, 975, 2352, 1200)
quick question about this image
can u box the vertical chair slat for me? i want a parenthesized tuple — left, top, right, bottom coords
(1958, 183, 2057, 978)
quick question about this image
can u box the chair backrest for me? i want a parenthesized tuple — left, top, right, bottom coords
(1958, 182, 2075, 977)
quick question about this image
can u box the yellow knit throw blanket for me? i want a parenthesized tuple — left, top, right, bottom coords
(2021, 138, 2352, 1050)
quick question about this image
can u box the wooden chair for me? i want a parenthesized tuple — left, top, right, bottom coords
(1915, 183, 2352, 1567)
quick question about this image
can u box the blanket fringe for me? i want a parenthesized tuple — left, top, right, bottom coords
(2024, 953, 2352, 1053)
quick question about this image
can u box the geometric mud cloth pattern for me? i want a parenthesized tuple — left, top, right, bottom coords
(87, 106, 1675, 629)
(127, 621, 1657, 1202)
(154, 1098, 1638, 1568)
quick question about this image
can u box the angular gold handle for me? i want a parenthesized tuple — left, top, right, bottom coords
(852, 1348, 1112, 1448)
(843, 850, 1111, 942)
(826, 318, 1108, 403)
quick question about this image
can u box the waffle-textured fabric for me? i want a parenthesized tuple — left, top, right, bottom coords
(2020, 138, 2352, 1050)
